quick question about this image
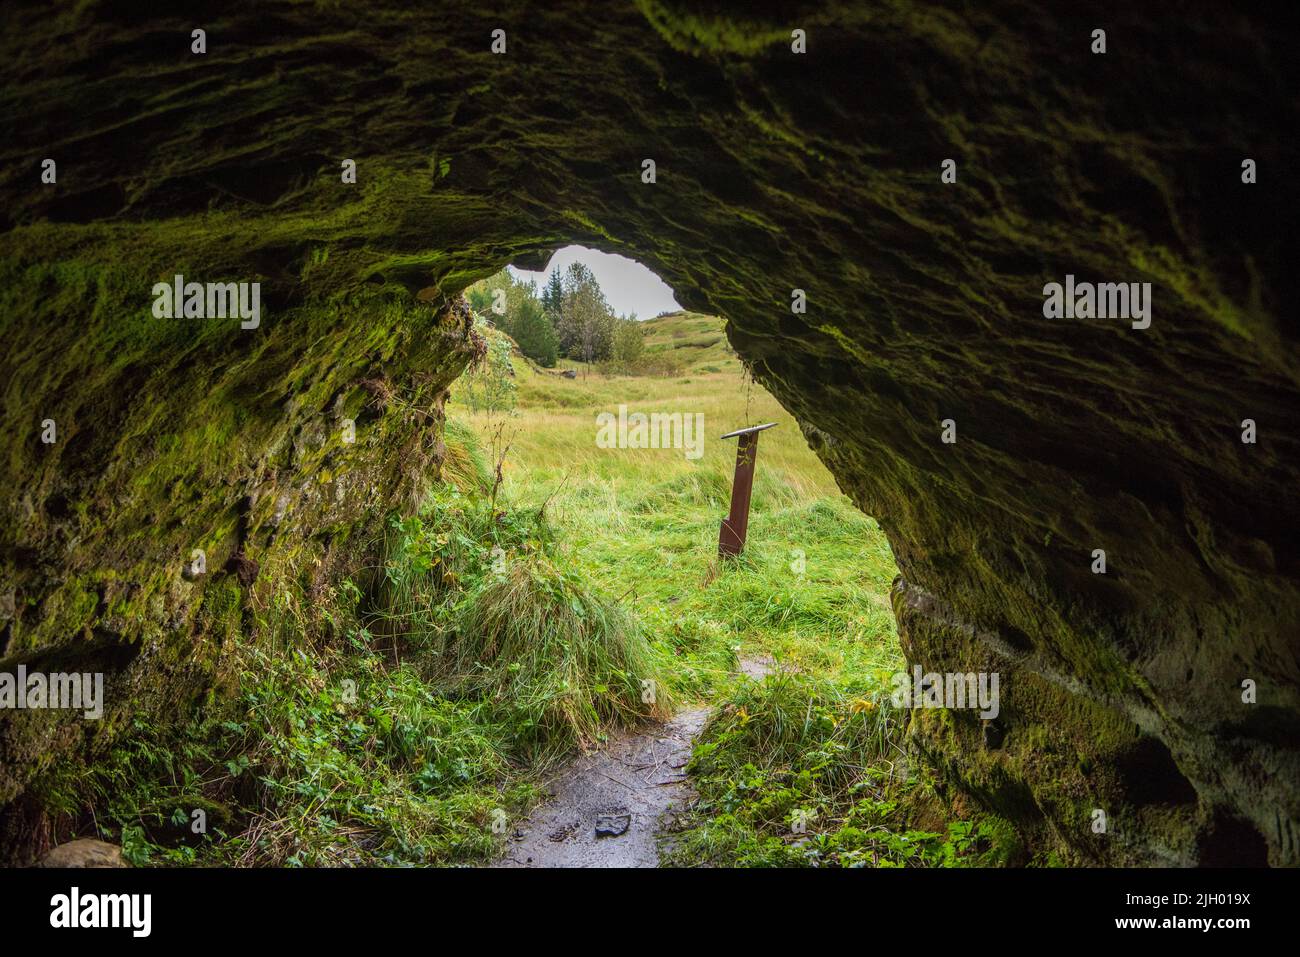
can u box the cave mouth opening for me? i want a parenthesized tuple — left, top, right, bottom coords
(443, 241, 905, 693)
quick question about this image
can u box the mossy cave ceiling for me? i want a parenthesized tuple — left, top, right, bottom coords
(1, 1, 1297, 865)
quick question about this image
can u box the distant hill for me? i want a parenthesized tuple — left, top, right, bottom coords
(638, 311, 737, 374)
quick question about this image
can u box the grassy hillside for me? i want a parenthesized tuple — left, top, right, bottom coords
(640, 310, 737, 372)
(499, 311, 845, 503)
(445, 314, 1014, 867)
(450, 311, 893, 682)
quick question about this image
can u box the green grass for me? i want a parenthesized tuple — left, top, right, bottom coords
(441, 313, 1015, 867)
(37, 588, 541, 867)
(448, 312, 899, 689)
(35, 467, 671, 866)
(378, 485, 674, 762)
(660, 671, 1021, 867)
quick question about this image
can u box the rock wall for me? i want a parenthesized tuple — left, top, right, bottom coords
(2, 1, 1296, 864)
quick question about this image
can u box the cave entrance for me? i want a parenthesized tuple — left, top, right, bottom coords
(350, 244, 908, 866)
(443, 243, 904, 702)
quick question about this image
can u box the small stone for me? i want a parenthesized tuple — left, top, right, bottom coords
(594, 813, 631, 837)
(36, 839, 127, 868)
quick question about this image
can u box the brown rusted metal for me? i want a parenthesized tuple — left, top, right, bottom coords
(718, 422, 777, 558)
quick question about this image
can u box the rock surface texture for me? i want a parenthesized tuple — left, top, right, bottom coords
(1, 1, 1296, 865)
(35, 838, 127, 869)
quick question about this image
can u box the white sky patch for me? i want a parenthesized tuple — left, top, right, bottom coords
(508, 245, 681, 321)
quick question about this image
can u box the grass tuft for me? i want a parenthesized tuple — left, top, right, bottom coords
(448, 557, 673, 758)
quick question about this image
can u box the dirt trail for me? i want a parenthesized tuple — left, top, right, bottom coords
(494, 658, 774, 868)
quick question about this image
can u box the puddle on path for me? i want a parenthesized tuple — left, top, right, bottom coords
(493, 658, 774, 868)
(494, 707, 708, 868)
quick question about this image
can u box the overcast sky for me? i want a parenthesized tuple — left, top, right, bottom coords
(508, 245, 680, 321)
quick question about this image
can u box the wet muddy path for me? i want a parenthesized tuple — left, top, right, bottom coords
(494, 708, 708, 868)
(494, 659, 773, 868)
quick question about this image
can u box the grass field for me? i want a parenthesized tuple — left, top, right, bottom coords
(448, 311, 902, 694)
(442, 312, 1017, 867)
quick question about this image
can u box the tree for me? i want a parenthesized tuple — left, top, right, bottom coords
(466, 270, 511, 319)
(541, 269, 564, 316)
(612, 315, 644, 364)
(511, 295, 559, 367)
(464, 271, 558, 367)
(556, 262, 615, 363)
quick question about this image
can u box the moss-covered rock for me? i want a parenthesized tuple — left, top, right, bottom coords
(1, 0, 1296, 864)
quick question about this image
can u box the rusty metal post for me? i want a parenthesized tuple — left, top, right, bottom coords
(718, 422, 777, 558)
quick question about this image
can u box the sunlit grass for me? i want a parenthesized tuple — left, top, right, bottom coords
(447, 312, 900, 704)
(437, 315, 991, 868)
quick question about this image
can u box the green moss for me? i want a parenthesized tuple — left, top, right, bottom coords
(0, 228, 480, 817)
(635, 0, 812, 57)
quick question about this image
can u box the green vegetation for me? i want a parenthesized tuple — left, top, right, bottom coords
(458, 317, 519, 413)
(467, 264, 646, 371)
(379, 485, 673, 762)
(34, 466, 673, 866)
(467, 270, 560, 367)
(662, 672, 1020, 867)
(28, 297, 997, 868)
(446, 310, 1009, 866)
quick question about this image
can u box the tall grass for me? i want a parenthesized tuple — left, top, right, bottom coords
(378, 482, 672, 762)
(35, 604, 539, 867)
(440, 417, 494, 494)
(441, 316, 1020, 869)
(451, 558, 672, 758)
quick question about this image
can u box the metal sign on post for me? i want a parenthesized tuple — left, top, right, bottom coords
(718, 422, 777, 559)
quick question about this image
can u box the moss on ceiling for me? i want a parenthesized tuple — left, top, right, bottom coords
(1, 0, 1296, 864)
